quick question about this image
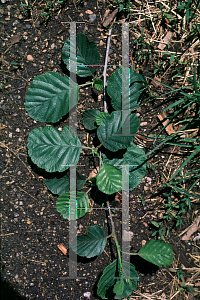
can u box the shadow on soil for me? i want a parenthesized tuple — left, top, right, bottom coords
(1, 277, 27, 300)
(92, 254, 159, 298)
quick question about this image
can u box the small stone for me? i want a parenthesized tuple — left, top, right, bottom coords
(112, 38, 117, 45)
(27, 55, 34, 62)
(142, 240, 146, 246)
(83, 292, 91, 298)
(99, 40, 104, 46)
(51, 43, 55, 49)
(89, 14, 96, 22)
(16, 128, 20, 132)
(85, 9, 93, 14)
(13, 20, 19, 26)
(18, 14, 23, 19)
(122, 230, 133, 242)
(9, 133, 12, 138)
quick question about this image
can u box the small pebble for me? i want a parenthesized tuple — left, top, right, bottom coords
(83, 292, 91, 298)
(142, 240, 146, 246)
(27, 55, 34, 62)
(16, 128, 20, 132)
(13, 20, 19, 26)
(89, 14, 96, 22)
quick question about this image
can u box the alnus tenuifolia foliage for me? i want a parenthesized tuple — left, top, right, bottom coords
(24, 33, 173, 299)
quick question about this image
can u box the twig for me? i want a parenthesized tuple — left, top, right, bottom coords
(18, 187, 40, 202)
(159, 0, 182, 20)
(146, 0, 156, 33)
(170, 289, 181, 300)
(0, 233, 15, 236)
(99, 27, 112, 169)
(106, 201, 115, 233)
(103, 29, 112, 113)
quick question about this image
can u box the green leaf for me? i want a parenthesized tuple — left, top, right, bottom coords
(97, 111, 140, 152)
(113, 279, 124, 297)
(169, 54, 176, 63)
(24, 72, 79, 123)
(89, 176, 96, 186)
(102, 142, 146, 191)
(96, 164, 122, 195)
(107, 67, 146, 112)
(96, 112, 110, 126)
(70, 225, 107, 258)
(56, 191, 89, 220)
(138, 239, 173, 267)
(27, 126, 82, 173)
(82, 109, 100, 130)
(119, 3, 124, 12)
(44, 170, 86, 195)
(94, 78, 104, 90)
(62, 33, 100, 77)
(97, 259, 139, 299)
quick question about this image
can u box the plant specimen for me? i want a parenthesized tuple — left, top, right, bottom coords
(24, 33, 173, 299)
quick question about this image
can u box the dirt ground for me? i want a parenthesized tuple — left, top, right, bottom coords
(1, 1, 199, 299)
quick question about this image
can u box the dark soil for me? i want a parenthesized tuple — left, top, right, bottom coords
(1, 1, 199, 300)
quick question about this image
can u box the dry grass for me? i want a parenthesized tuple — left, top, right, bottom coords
(104, 1, 200, 299)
